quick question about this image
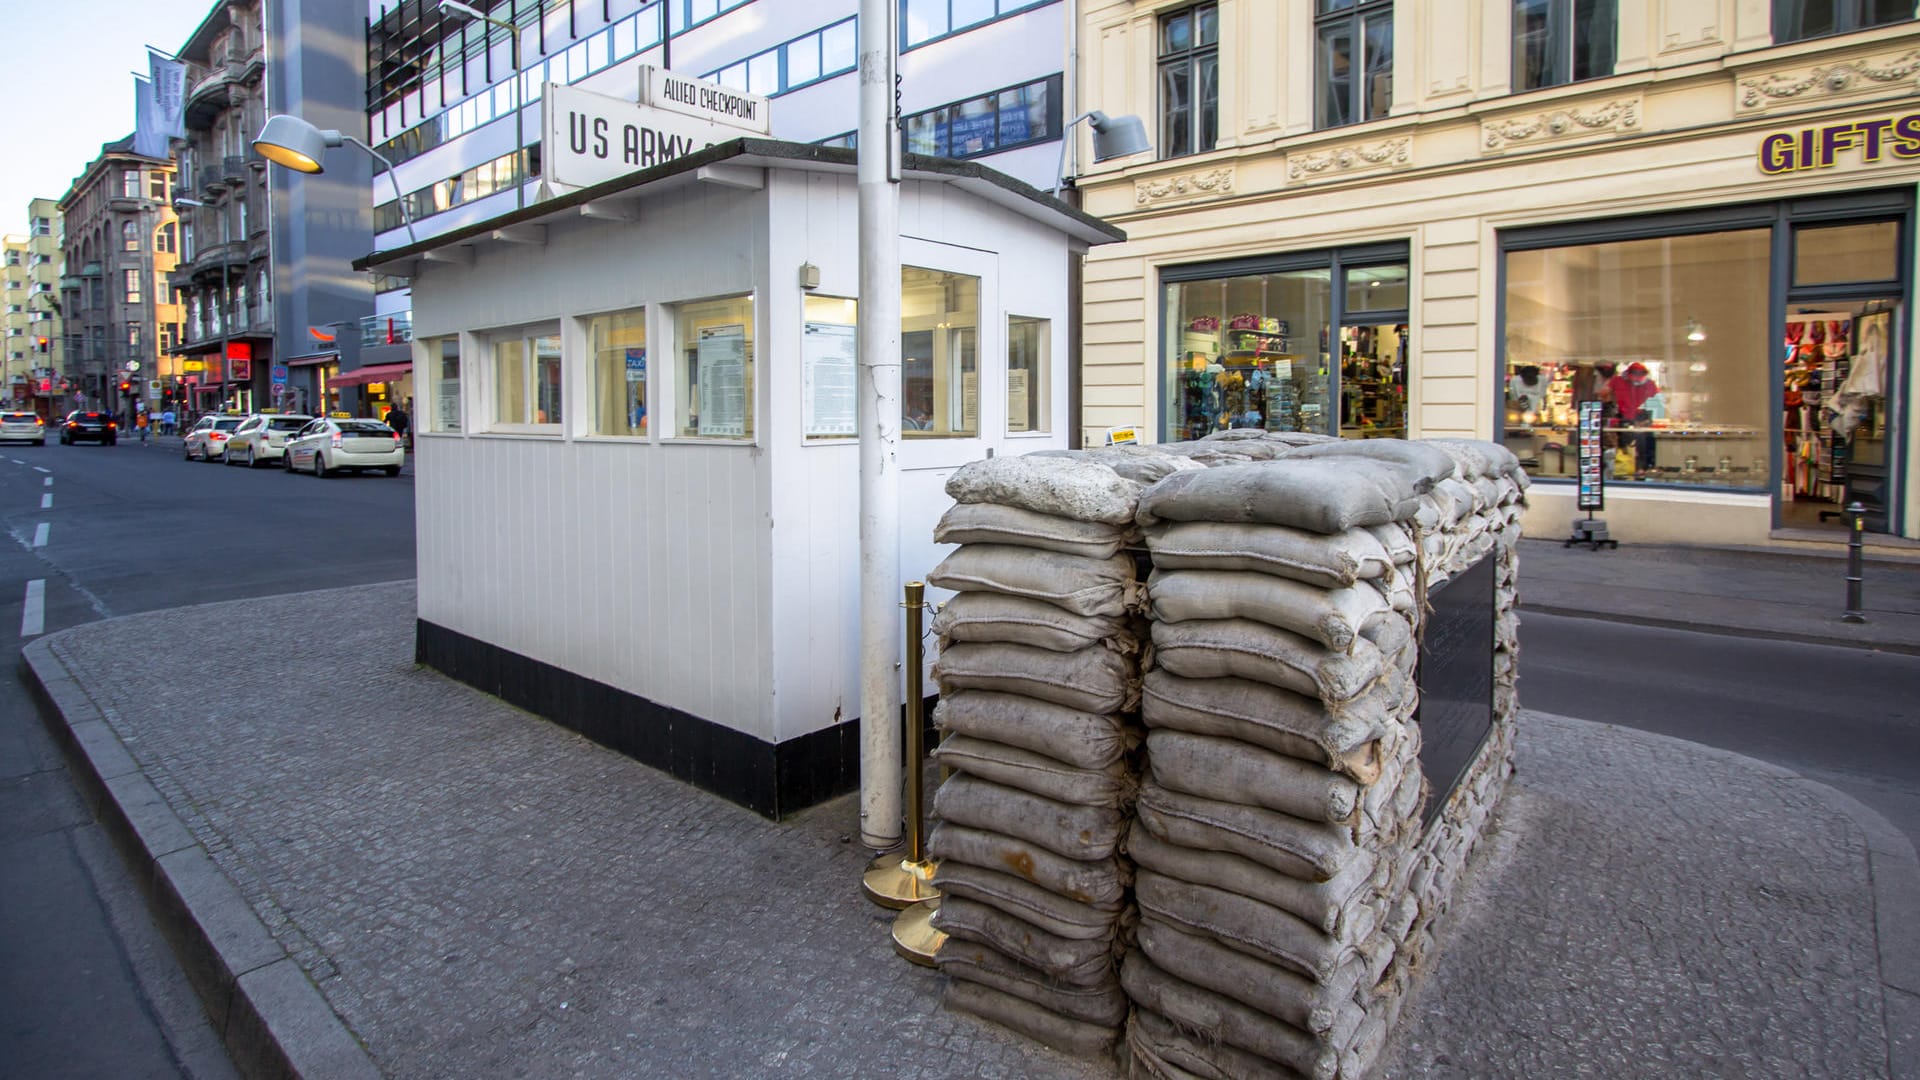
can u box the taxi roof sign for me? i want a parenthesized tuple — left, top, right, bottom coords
(329, 411, 354, 419)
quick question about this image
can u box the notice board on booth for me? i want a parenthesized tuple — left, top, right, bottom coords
(697, 325, 746, 437)
(802, 321, 856, 437)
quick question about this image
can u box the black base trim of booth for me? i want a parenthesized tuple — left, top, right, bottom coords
(415, 619, 859, 818)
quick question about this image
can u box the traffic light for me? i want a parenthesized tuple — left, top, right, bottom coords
(119, 380, 132, 394)
(36, 336, 47, 353)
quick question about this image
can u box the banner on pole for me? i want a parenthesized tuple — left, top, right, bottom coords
(132, 77, 168, 159)
(149, 50, 188, 139)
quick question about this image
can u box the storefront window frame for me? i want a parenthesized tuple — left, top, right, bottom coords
(1495, 189, 1913, 532)
(1158, 241, 1411, 442)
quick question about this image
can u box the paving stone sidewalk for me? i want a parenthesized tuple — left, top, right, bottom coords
(26, 582, 1918, 1078)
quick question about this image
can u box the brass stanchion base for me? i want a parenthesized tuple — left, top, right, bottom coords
(862, 852, 939, 909)
(892, 899, 946, 966)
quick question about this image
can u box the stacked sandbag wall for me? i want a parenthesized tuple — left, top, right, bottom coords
(922, 436, 1526, 1079)
(923, 455, 1160, 1056)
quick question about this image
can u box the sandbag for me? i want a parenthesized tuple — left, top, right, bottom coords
(1134, 780, 1358, 882)
(944, 978, 1119, 1057)
(1136, 458, 1422, 535)
(1147, 569, 1390, 653)
(934, 692, 1132, 771)
(931, 592, 1135, 654)
(1278, 438, 1458, 488)
(934, 641, 1137, 715)
(1127, 1007, 1301, 1080)
(932, 895, 1116, 987)
(1144, 520, 1397, 589)
(928, 822, 1128, 905)
(1364, 521, 1417, 565)
(934, 501, 1130, 559)
(1147, 730, 1359, 823)
(934, 773, 1126, 861)
(1137, 918, 1366, 1040)
(1150, 619, 1386, 703)
(946, 454, 1141, 525)
(1135, 870, 1367, 984)
(937, 939, 1130, 1026)
(1141, 669, 1400, 767)
(1423, 437, 1520, 480)
(928, 545, 1140, 618)
(1128, 829, 1376, 939)
(933, 860, 1122, 940)
(1121, 953, 1339, 1080)
(934, 734, 1136, 808)
(1029, 446, 1205, 484)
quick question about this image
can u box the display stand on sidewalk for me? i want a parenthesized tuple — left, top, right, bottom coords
(1566, 401, 1618, 550)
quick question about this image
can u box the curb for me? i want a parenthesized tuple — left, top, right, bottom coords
(21, 636, 382, 1080)
(1516, 600, 1920, 657)
(1528, 711, 1920, 1080)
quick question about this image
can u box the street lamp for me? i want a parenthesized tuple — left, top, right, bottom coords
(1051, 110, 1153, 199)
(439, 0, 525, 210)
(253, 115, 419, 246)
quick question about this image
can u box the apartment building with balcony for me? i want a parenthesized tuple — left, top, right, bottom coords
(1073, 0, 1920, 551)
(362, 0, 1075, 355)
(57, 139, 182, 419)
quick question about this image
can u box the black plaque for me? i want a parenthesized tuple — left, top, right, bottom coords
(1414, 554, 1496, 829)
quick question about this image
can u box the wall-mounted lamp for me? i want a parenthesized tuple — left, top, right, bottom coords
(1053, 111, 1153, 199)
(254, 114, 418, 246)
(1685, 318, 1707, 343)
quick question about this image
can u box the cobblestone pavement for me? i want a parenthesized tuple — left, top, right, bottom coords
(40, 584, 1910, 1078)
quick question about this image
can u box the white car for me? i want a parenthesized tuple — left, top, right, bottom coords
(184, 415, 244, 461)
(0, 411, 45, 445)
(285, 416, 405, 478)
(224, 413, 314, 467)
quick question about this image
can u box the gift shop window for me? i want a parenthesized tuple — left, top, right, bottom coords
(1161, 247, 1409, 443)
(1316, 0, 1394, 130)
(1502, 229, 1772, 490)
(1158, 3, 1218, 160)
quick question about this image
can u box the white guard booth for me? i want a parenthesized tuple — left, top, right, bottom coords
(359, 138, 1124, 817)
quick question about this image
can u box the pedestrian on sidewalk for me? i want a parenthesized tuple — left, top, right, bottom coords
(136, 411, 149, 443)
(386, 401, 411, 451)
(161, 407, 175, 436)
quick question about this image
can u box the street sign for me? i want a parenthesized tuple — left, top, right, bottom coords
(271, 364, 289, 385)
(183, 360, 205, 372)
(125, 361, 141, 372)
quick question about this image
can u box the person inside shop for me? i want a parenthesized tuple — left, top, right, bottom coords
(1608, 361, 1662, 472)
(1506, 364, 1546, 419)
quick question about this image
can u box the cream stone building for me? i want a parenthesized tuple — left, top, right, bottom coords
(1073, 0, 1920, 547)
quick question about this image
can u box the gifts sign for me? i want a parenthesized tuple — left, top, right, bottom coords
(1577, 400, 1605, 512)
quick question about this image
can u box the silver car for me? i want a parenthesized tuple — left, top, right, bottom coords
(285, 417, 405, 478)
(0, 411, 45, 445)
(224, 413, 314, 467)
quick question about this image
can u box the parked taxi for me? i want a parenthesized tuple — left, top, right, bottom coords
(284, 413, 405, 478)
(224, 412, 314, 468)
(183, 414, 245, 461)
(0, 411, 45, 445)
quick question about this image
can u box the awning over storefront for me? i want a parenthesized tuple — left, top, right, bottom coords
(329, 361, 412, 388)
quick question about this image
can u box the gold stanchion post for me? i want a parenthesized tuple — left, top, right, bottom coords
(862, 583, 948, 964)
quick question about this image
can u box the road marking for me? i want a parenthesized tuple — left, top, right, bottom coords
(20, 579, 43, 637)
(40, 493, 51, 509)
(42, 477, 51, 486)
(32, 522, 48, 547)
(31, 466, 48, 474)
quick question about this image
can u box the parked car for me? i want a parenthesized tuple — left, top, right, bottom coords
(224, 413, 314, 468)
(60, 411, 117, 445)
(285, 416, 405, 478)
(183, 414, 244, 461)
(0, 411, 45, 445)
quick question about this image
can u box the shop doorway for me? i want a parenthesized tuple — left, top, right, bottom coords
(1779, 300, 1897, 533)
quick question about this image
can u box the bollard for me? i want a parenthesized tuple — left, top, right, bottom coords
(1842, 501, 1867, 624)
(861, 583, 941, 906)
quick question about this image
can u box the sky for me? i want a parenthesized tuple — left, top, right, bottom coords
(0, 0, 221, 233)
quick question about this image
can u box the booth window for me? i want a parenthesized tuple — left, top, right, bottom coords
(1316, 0, 1394, 130)
(1501, 228, 1771, 489)
(587, 308, 648, 437)
(676, 296, 755, 440)
(1007, 315, 1050, 433)
(901, 267, 979, 437)
(428, 335, 461, 432)
(803, 295, 859, 439)
(492, 329, 563, 429)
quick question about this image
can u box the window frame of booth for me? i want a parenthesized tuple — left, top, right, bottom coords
(483, 321, 567, 436)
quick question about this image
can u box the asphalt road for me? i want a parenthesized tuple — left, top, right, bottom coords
(3, 434, 1917, 1076)
(0, 435, 413, 1079)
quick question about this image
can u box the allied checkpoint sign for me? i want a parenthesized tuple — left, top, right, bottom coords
(542, 72, 769, 193)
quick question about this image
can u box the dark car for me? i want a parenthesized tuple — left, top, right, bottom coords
(60, 411, 117, 445)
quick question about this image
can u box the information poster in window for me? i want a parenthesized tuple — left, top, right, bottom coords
(802, 321, 857, 437)
(1577, 399, 1605, 511)
(624, 347, 646, 384)
(1007, 369, 1031, 433)
(697, 325, 746, 437)
(961, 371, 978, 434)
(436, 378, 461, 431)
